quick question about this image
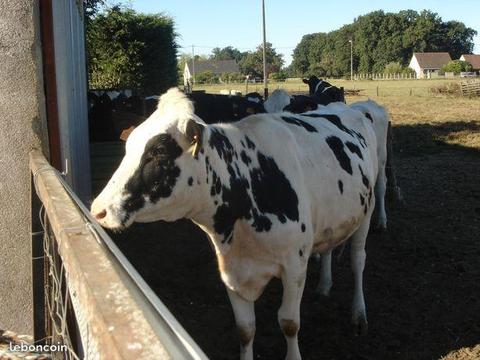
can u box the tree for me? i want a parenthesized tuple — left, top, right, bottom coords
(442, 60, 473, 74)
(86, 6, 178, 94)
(83, 0, 105, 20)
(291, 10, 477, 77)
(239, 42, 284, 78)
(210, 46, 247, 63)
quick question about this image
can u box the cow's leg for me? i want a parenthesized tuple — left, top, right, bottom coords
(350, 210, 373, 336)
(316, 250, 332, 296)
(375, 162, 387, 230)
(385, 122, 403, 203)
(278, 265, 306, 360)
(227, 288, 256, 360)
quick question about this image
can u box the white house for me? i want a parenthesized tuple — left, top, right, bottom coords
(460, 54, 480, 74)
(183, 59, 240, 88)
(409, 52, 452, 79)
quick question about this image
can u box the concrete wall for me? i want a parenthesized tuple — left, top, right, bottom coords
(0, 0, 48, 334)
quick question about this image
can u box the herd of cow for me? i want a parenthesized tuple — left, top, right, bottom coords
(90, 77, 401, 360)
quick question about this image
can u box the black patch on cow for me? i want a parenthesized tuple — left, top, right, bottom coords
(209, 128, 235, 162)
(304, 113, 367, 147)
(240, 140, 246, 148)
(365, 113, 373, 122)
(240, 150, 252, 166)
(325, 136, 352, 175)
(188, 177, 193, 186)
(122, 133, 183, 220)
(210, 171, 222, 196)
(250, 152, 299, 224)
(213, 176, 253, 243)
(299, 249, 303, 257)
(245, 135, 256, 150)
(345, 141, 363, 159)
(251, 208, 272, 232)
(338, 180, 343, 194)
(301, 223, 306, 232)
(210, 142, 298, 242)
(281, 116, 317, 133)
(360, 193, 365, 206)
(358, 165, 370, 188)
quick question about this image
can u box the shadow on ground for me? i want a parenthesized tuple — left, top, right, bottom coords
(110, 120, 480, 360)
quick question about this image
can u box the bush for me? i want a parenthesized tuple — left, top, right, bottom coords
(221, 72, 244, 82)
(269, 71, 288, 81)
(87, 6, 178, 94)
(195, 71, 219, 84)
(442, 60, 473, 75)
(384, 62, 416, 75)
(429, 82, 461, 96)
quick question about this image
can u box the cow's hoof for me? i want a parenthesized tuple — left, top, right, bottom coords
(353, 318, 368, 337)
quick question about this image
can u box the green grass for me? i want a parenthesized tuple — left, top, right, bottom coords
(192, 78, 465, 98)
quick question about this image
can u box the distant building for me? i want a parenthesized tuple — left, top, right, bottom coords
(459, 54, 480, 74)
(409, 52, 452, 79)
(183, 59, 241, 87)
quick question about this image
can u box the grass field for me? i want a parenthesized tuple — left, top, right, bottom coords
(193, 77, 467, 98)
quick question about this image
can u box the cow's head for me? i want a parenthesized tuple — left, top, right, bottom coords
(91, 88, 205, 230)
(302, 76, 321, 95)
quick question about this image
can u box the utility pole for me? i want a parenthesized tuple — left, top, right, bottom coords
(349, 39, 353, 85)
(192, 45, 195, 88)
(262, 0, 268, 99)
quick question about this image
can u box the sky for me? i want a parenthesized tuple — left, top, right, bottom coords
(127, 0, 480, 66)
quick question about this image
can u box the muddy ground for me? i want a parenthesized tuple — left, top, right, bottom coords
(108, 118, 480, 360)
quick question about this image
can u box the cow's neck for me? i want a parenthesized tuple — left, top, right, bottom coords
(188, 126, 246, 252)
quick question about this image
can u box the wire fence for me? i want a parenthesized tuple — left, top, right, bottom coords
(38, 204, 82, 360)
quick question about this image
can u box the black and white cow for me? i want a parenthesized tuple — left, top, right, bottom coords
(264, 89, 319, 114)
(91, 88, 379, 360)
(303, 75, 345, 104)
(308, 100, 389, 297)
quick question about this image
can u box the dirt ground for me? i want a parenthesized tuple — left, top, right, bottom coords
(107, 95, 480, 360)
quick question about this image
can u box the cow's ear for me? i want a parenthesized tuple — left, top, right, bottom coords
(185, 119, 204, 158)
(302, 78, 309, 84)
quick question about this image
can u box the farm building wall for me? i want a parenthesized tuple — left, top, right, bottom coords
(0, 1, 48, 334)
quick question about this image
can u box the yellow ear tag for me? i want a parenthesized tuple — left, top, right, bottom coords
(191, 135, 199, 157)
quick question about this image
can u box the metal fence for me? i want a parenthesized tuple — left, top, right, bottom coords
(30, 150, 208, 360)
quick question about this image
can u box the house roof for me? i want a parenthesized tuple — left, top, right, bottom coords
(413, 52, 452, 69)
(186, 59, 240, 74)
(461, 54, 480, 70)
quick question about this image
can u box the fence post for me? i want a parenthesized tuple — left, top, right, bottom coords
(376, 85, 379, 96)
